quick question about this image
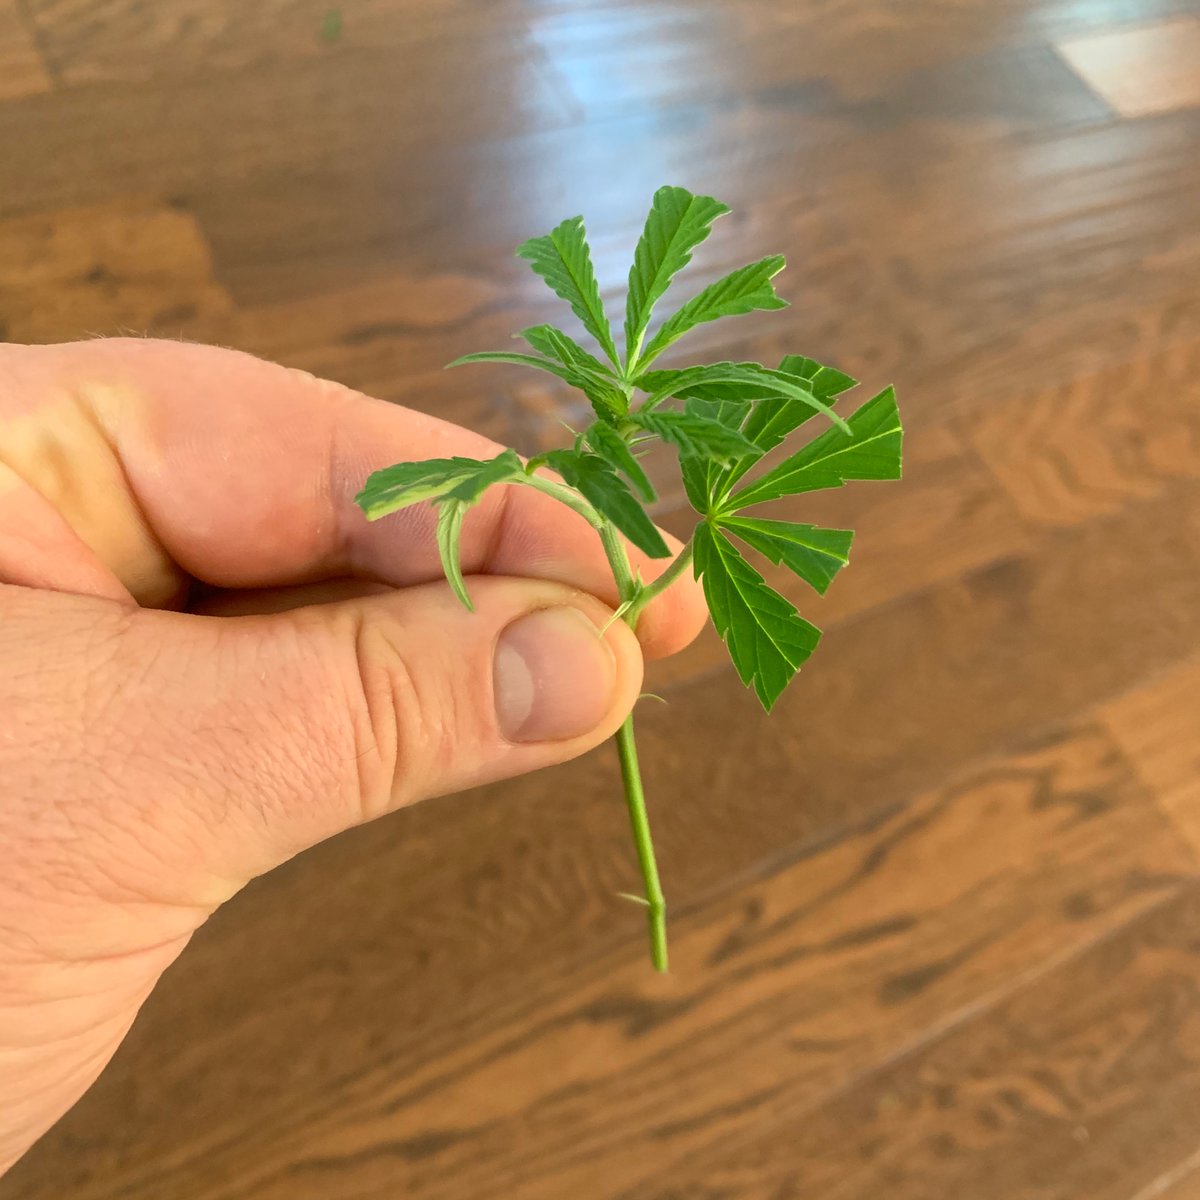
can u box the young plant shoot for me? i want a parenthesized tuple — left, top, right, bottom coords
(356, 187, 903, 972)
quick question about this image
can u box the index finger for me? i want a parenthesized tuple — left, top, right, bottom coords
(3, 339, 708, 658)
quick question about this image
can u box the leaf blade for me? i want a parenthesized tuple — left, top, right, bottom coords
(625, 187, 730, 366)
(638, 256, 788, 368)
(693, 523, 821, 710)
(629, 409, 758, 466)
(585, 422, 657, 502)
(729, 386, 902, 509)
(436, 500, 473, 611)
(542, 449, 670, 559)
(516, 216, 619, 367)
(519, 324, 628, 420)
(720, 516, 854, 595)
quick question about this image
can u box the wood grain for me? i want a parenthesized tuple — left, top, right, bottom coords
(0, 0, 51, 100)
(636, 882, 1200, 1200)
(12, 725, 1194, 1200)
(1100, 656, 1200, 858)
(0, 197, 232, 341)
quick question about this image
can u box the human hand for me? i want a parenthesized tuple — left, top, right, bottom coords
(0, 339, 706, 1173)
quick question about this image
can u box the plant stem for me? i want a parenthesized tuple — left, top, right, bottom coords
(614, 714, 667, 971)
(626, 537, 694, 626)
(596, 520, 676, 971)
(526, 466, 681, 971)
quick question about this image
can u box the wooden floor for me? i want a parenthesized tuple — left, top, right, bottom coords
(4, 0, 1200, 1196)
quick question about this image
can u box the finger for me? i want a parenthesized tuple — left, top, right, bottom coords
(4, 340, 707, 658)
(2, 577, 644, 895)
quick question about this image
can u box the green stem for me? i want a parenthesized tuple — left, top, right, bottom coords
(596, 520, 675, 972)
(615, 714, 667, 971)
(626, 537, 694, 626)
(525, 465, 678, 972)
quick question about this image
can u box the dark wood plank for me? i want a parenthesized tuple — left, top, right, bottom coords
(633, 881, 1200, 1200)
(9, 724, 1191, 1199)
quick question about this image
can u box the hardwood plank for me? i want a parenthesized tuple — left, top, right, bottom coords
(9, 724, 1189, 1199)
(0, 39, 578, 222)
(0, 0, 51, 100)
(965, 337, 1200, 527)
(23, 0, 562, 90)
(1100, 655, 1200, 858)
(0, 197, 232, 342)
(1056, 17, 1200, 117)
(633, 882, 1200, 1200)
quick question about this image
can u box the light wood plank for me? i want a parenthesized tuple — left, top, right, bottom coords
(0, 199, 232, 342)
(1056, 17, 1200, 118)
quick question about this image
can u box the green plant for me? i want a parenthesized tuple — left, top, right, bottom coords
(356, 187, 903, 971)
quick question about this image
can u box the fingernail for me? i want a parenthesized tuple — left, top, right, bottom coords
(494, 606, 617, 742)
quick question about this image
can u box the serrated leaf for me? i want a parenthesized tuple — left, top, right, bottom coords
(448, 350, 580, 385)
(520, 324, 617, 383)
(720, 516, 854, 595)
(777, 355, 858, 400)
(676, 393, 754, 509)
(436, 500, 473, 610)
(705, 355, 862, 499)
(355, 450, 524, 520)
(640, 362, 848, 434)
(519, 324, 628, 420)
(585, 422, 656, 502)
(680, 456, 712, 514)
(625, 187, 730, 367)
(729, 386, 902, 510)
(693, 522, 820, 711)
(629, 409, 758, 466)
(638, 256, 788, 368)
(542, 449, 670, 559)
(516, 216, 620, 368)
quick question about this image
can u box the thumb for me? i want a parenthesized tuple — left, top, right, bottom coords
(3, 577, 643, 908)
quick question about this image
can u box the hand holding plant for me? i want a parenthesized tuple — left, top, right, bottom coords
(357, 187, 903, 970)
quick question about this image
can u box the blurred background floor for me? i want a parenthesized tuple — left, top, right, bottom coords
(3, 0, 1200, 1197)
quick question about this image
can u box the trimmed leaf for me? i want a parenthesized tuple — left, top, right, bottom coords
(436, 501, 473, 610)
(520, 324, 628, 420)
(640, 362, 849, 434)
(777, 354, 858, 400)
(625, 187, 730, 366)
(720, 516, 854, 595)
(520, 324, 617, 384)
(542, 449, 670, 559)
(357, 451, 527, 610)
(636, 367, 776, 405)
(585, 422, 656, 502)
(638, 256, 788, 367)
(630, 409, 757, 466)
(693, 522, 820, 711)
(448, 350, 580, 385)
(517, 216, 619, 367)
(730, 386, 902, 509)
(355, 450, 523, 520)
(676, 394, 753, 513)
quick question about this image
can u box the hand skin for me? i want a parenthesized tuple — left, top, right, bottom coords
(0, 339, 707, 1175)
